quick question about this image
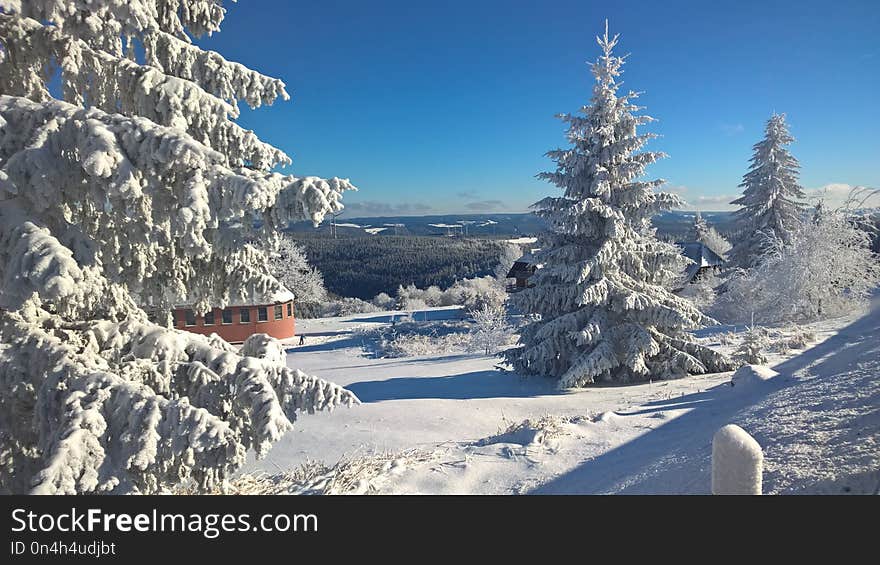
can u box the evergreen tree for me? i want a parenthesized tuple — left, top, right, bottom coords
(272, 236, 329, 307)
(506, 22, 731, 387)
(0, 1, 358, 493)
(728, 114, 806, 268)
(692, 212, 732, 257)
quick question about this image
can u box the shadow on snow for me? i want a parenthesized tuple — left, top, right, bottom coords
(343, 308, 464, 324)
(347, 370, 563, 402)
(529, 303, 880, 494)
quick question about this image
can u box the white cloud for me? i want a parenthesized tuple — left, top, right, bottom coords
(804, 183, 880, 210)
(680, 193, 740, 211)
(343, 200, 435, 217)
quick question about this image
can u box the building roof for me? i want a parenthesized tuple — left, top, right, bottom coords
(175, 286, 295, 309)
(676, 242, 725, 267)
(506, 252, 539, 278)
(676, 241, 725, 281)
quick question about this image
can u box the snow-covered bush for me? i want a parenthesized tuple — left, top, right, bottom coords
(506, 23, 731, 386)
(0, 2, 358, 494)
(420, 285, 445, 307)
(394, 284, 432, 310)
(369, 322, 471, 358)
(469, 305, 514, 355)
(734, 327, 770, 366)
(320, 297, 381, 318)
(390, 276, 507, 314)
(783, 327, 816, 351)
(728, 114, 806, 269)
(197, 449, 435, 495)
(677, 272, 720, 312)
(445, 276, 507, 314)
(715, 203, 880, 324)
(371, 292, 396, 310)
(240, 333, 287, 366)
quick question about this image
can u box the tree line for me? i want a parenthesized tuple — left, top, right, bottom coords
(291, 235, 512, 299)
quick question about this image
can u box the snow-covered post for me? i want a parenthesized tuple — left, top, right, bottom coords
(712, 424, 763, 495)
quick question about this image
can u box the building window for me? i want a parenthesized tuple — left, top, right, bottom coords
(287, 302, 293, 317)
(185, 310, 196, 326)
(258, 307, 268, 322)
(204, 310, 215, 326)
(274, 304, 283, 320)
(240, 308, 251, 323)
(222, 309, 233, 324)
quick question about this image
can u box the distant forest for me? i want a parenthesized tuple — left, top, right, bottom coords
(294, 235, 510, 299)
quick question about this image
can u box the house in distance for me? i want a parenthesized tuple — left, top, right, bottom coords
(676, 241, 725, 283)
(506, 251, 538, 291)
(172, 289, 296, 344)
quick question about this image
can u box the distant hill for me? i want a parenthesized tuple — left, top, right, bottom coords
(288, 213, 547, 238)
(288, 210, 737, 240)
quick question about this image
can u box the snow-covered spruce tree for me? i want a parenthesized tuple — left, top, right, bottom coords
(271, 236, 328, 317)
(494, 242, 524, 282)
(0, 2, 359, 494)
(733, 327, 769, 366)
(692, 212, 731, 257)
(506, 23, 731, 387)
(728, 114, 806, 268)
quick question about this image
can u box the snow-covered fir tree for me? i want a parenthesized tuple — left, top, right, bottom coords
(0, 1, 359, 494)
(506, 22, 731, 387)
(494, 242, 524, 282)
(728, 114, 806, 268)
(733, 327, 769, 366)
(271, 236, 329, 314)
(692, 212, 731, 257)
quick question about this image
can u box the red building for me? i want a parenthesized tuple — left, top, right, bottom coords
(172, 290, 296, 343)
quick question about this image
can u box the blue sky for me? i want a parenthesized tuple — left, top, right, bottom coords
(199, 0, 879, 216)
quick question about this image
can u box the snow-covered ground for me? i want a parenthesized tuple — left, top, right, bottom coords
(242, 301, 880, 495)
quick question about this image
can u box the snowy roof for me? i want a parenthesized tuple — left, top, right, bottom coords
(176, 286, 295, 309)
(676, 242, 725, 281)
(676, 242, 725, 268)
(506, 252, 540, 278)
(516, 251, 538, 264)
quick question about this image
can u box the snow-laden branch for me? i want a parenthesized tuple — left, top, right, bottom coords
(2, 0, 227, 46)
(0, 15, 289, 169)
(0, 95, 354, 315)
(0, 308, 358, 494)
(0, 3, 359, 493)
